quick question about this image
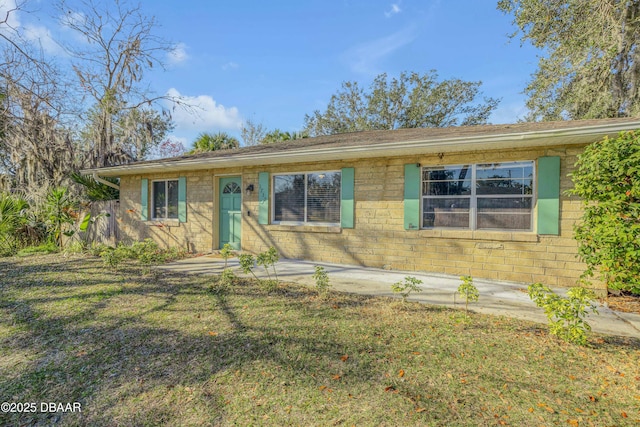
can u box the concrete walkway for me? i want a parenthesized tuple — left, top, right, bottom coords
(160, 255, 640, 339)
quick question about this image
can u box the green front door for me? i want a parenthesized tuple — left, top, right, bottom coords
(219, 177, 242, 250)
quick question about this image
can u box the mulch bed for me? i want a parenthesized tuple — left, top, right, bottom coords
(607, 292, 640, 314)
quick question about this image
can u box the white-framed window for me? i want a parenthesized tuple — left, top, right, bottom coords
(152, 179, 179, 220)
(272, 171, 341, 225)
(422, 161, 534, 230)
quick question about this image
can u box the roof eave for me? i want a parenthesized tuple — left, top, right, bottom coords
(82, 121, 640, 177)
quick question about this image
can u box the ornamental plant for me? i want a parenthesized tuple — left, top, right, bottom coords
(238, 247, 280, 292)
(569, 130, 640, 295)
(312, 265, 331, 300)
(528, 283, 599, 345)
(220, 243, 234, 269)
(391, 276, 423, 303)
(457, 276, 479, 315)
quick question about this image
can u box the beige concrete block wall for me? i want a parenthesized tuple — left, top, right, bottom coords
(119, 169, 222, 253)
(116, 143, 600, 293)
(241, 144, 600, 293)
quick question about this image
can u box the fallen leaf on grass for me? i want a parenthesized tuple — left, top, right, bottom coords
(416, 408, 426, 413)
(319, 386, 327, 391)
(621, 412, 628, 418)
(208, 331, 218, 336)
(340, 355, 349, 362)
(567, 420, 579, 427)
(332, 375, 341, 380)
(528, 408, 534, 413)
(384, 386, 396, 392)
(398, 369, 405, 378)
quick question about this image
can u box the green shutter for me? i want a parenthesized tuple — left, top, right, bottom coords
(140, 178, 148, 221)
(258, 172, 269, 225)
(537, 156, 560, 235)
(341, 167, 355, 228)
(178, 176, 187, 223)
(404, 164, 420, 230)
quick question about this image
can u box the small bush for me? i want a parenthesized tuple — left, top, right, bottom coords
(312, 265, 331, 299)
(99, 239, 185, 270)
(209, 268, 236, 296)
(528, 283, 599, 345)
(569, 130, 640, 295)
(391, 276, 423, 303)
(101, 247, 127, 270)
(260, 279, 279, 293)
(238, 248, 281, 293)
(238, 253, 259, 280)
(220, 243, 234, 269)
(256, 247, 279, 281)
(16, 242, 59, 257)
(89, 243, 111, 257)
(457, 276, 479, 315)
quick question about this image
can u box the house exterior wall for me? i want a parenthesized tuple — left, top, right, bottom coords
(117, 143, 600, 293)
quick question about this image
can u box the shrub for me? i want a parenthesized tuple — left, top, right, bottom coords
(238, 248, 281, 293)
(16, 242, 59, 257)
(220, 243, 234, 269)
(256, 247, 279, 281)
(569, 130, 640, 295)
(99, 239, 185, 270)
(0, 193, 30, 256)
(44, 187, 78, 249)
(457, 276, 479, 315)
(528, 283, 599, 345)
(209, 268, 236, 297)
(238, 253, 259, 281)
(391, 276, 423, 303)
(101, 247, 127, 270)
(312, 265, 331, 299)
(89, 243, 111, 257)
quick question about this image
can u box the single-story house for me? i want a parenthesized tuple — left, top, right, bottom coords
(82, 118, 640, 294)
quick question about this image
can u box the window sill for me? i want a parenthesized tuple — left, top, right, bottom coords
(418, 228, 538, 242)
(267, 224, 341, 233)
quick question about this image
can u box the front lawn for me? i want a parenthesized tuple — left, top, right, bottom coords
(0, 254, 638, 426)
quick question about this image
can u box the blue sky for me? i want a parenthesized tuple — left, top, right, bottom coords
(4, 0, 540, 149)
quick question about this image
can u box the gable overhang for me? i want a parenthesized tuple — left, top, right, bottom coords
(81, 120, 640, 177)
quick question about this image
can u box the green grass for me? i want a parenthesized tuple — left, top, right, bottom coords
(0, 254, 639, 426)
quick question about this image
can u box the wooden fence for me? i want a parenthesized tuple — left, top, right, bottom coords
(83, 200, 119, 246)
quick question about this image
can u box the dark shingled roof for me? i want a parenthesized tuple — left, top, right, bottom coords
(126, 118, 640, 167)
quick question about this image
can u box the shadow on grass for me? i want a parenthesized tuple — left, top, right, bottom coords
(0, 255, 389, 425)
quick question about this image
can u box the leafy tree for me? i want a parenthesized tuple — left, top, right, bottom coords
(303, 71, 499, 136)
(0, 0, 177, 194)
(240, 118, 267, 146)
(569, 130, 640, 295)
(70, 172, 120, 201)
(60, 0, 176, 167)
(44, 187, 78, 248)
(188, 132, 240, 153)
(0, 192, 29, 255)
(498, 0, 640, 120)
(261, 129, 308, 144)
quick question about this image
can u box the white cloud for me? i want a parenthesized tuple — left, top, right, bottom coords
(344, 26, 417, 75)
(167, 42, 189, 65)
(0, 0, 20, 29)
(222, 61, 239, 70)
(385, 3, 402, 17)
(166, 88, 242, 132)
(23, 24, 65, 55)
